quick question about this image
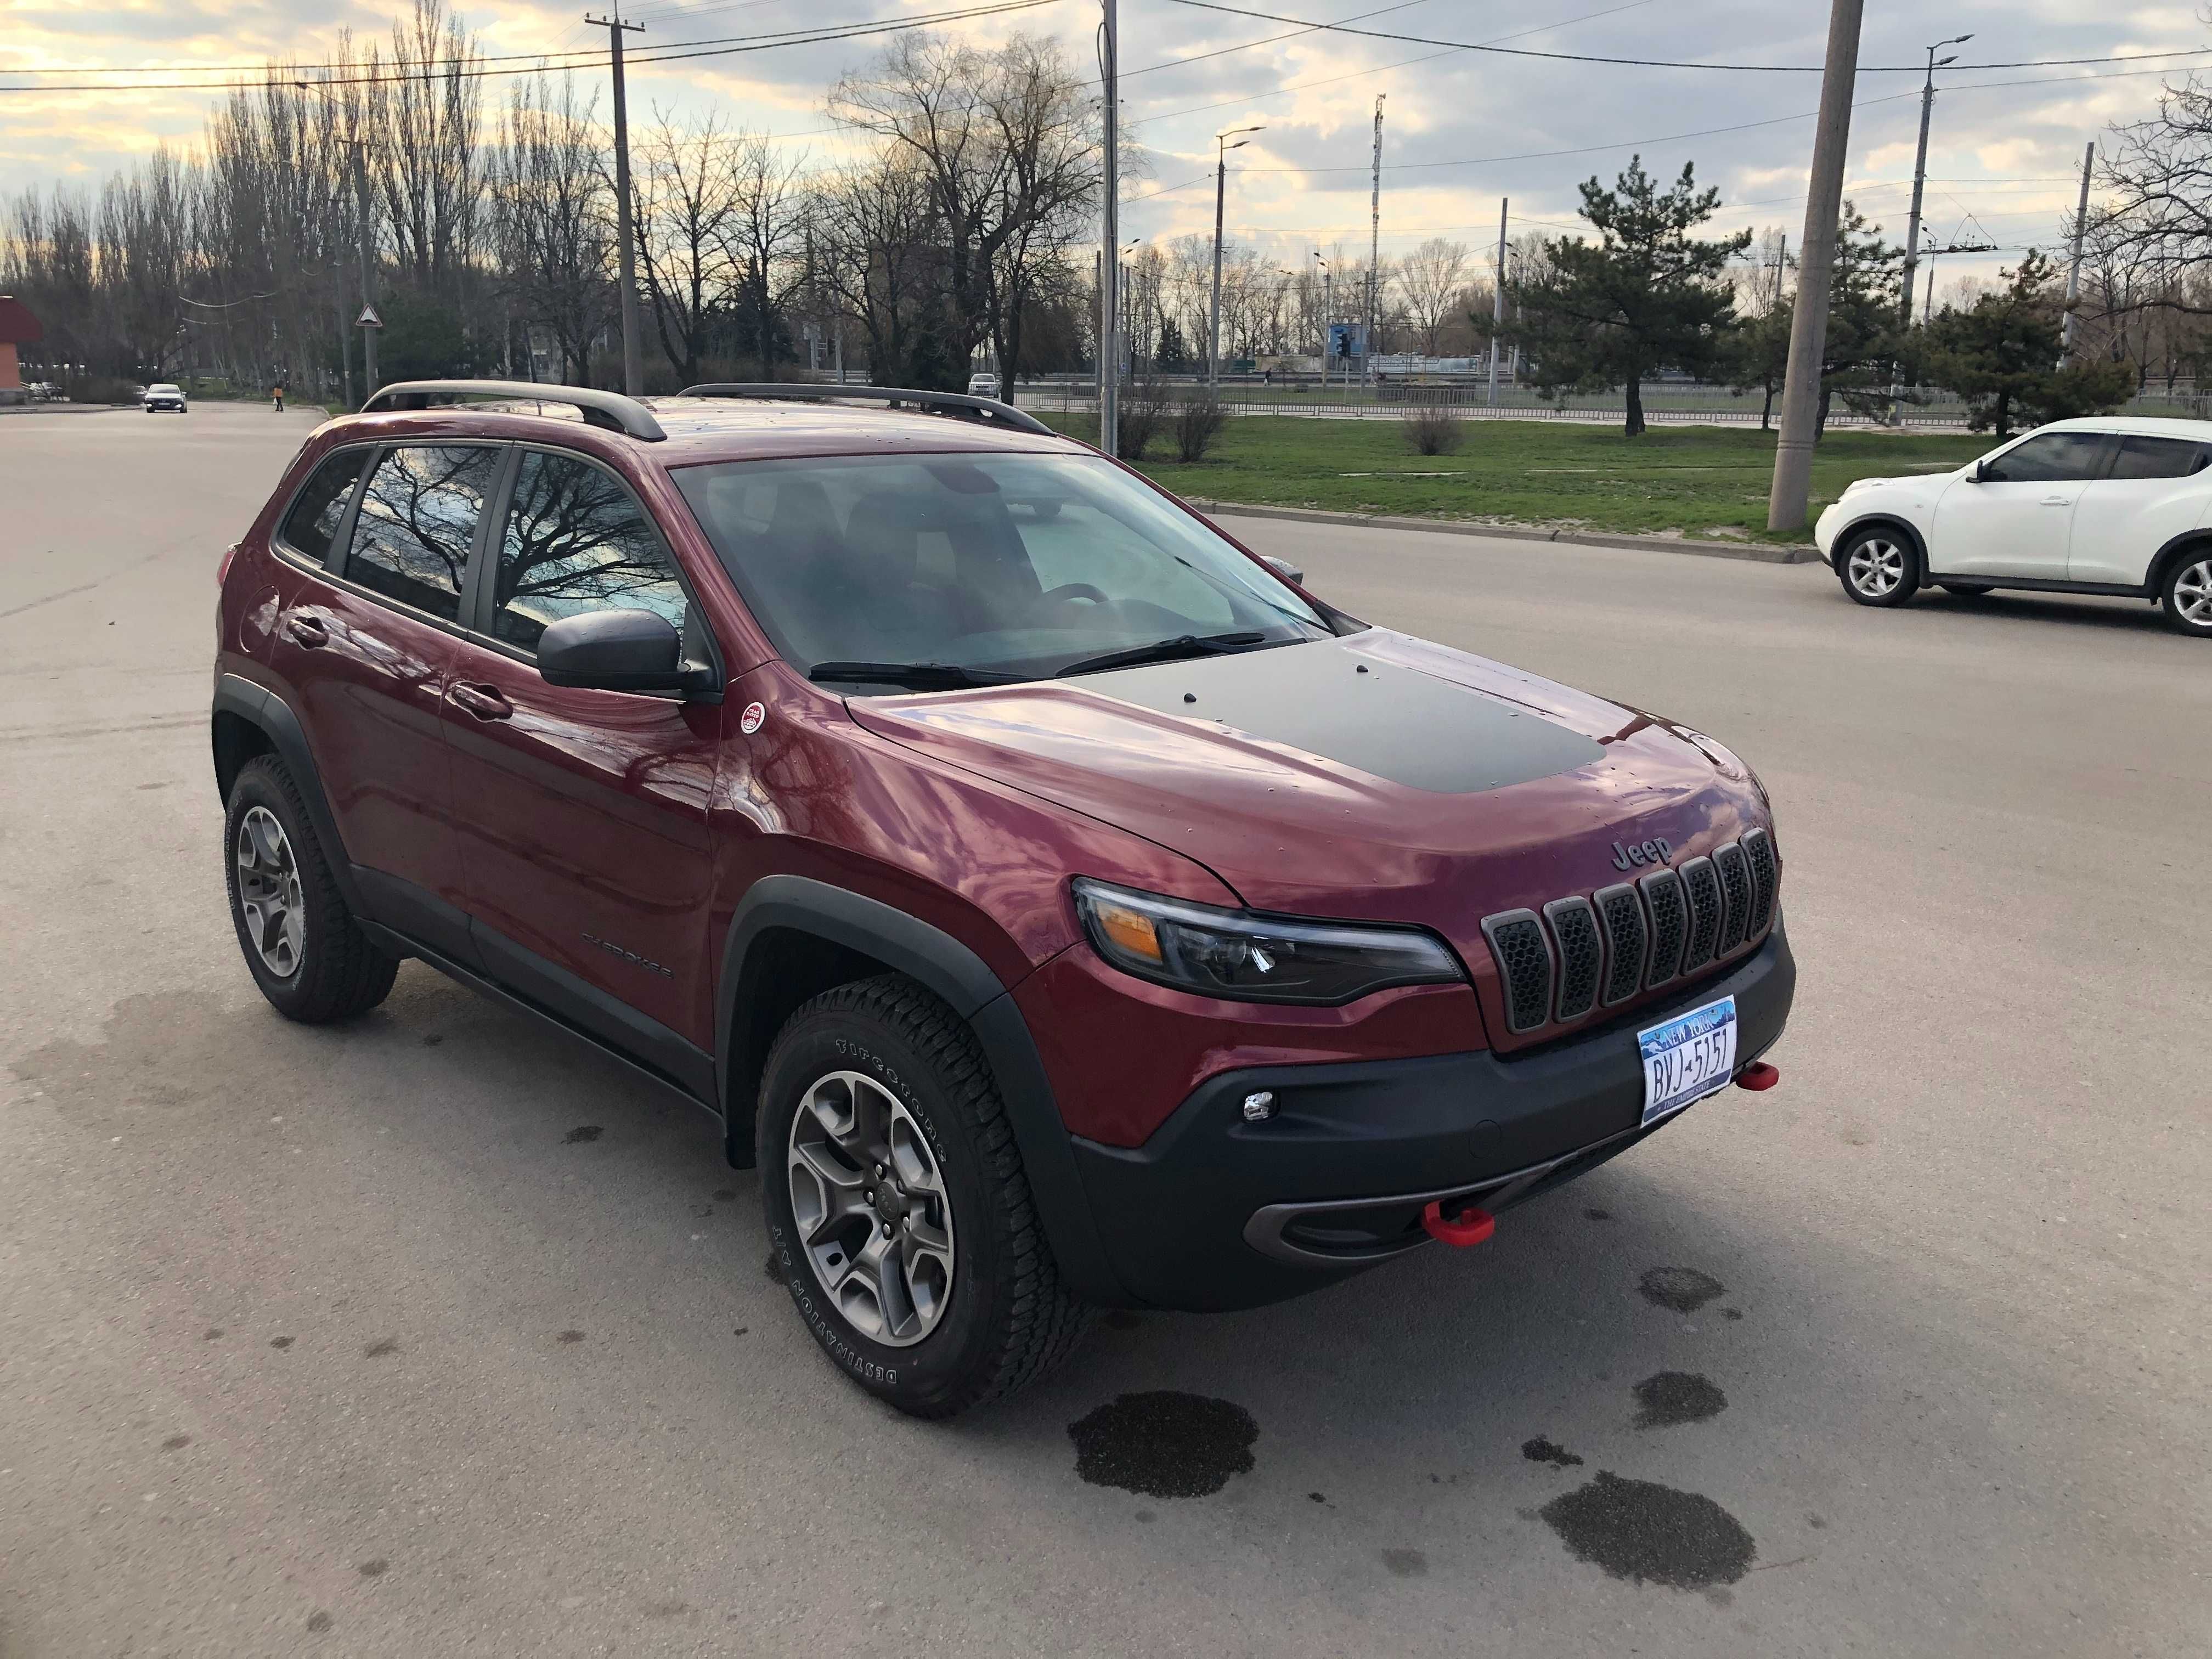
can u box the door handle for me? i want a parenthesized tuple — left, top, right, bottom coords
(448, 683, 512, 721)
(283, 614, 329, 647)
(2040, 495, 2074, 506)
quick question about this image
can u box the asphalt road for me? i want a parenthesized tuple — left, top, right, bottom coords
(2, 405, 2203, 1657)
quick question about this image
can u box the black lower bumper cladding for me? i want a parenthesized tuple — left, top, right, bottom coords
(1068, 924, 1795, 1312)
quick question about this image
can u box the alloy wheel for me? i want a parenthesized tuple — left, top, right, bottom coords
(2175, 558, 2212, 628)
(786, 1070, 956, 1347)
(235, 805, 305, 978)
(1847, 538, 1906, 598)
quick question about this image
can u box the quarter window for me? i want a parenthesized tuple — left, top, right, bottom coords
(491, 450, 687, 653)
(279, 448, 371, 565)
(1980, 432, 2107, 483)
(2107, 435, 2208, 481)
(345, 445, 502, 622)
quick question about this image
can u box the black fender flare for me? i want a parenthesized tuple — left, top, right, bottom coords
(716, 874, 1129, 1306)
(1830, 512, 1927, 573)
(211, 674, 365, 914)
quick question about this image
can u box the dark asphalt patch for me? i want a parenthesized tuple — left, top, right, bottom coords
(1067, 1391, 1257, 1498)
(563, 1125, 603, 1144)
(1381, 1548, 1428, 1578)
(1584, 1207, 1612, 1221)
(161, 1434, 191, 1451)
(1522, 1436, 1584, 1468)
(357, 1559, 388, 1578)
(1539, 1471, 1756, 1589)
(1633, 1371, 1728, 1429)
(1638, 1266, 1725, 1313)
(557, 1330, 584, 1344)
(268, 1335, 294, 1349)
(363, 1337, 399, 1358)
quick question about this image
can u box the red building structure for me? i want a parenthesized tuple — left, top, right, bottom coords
(1, 296, 44, 401)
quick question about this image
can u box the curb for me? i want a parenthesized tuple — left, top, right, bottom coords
(1189, 499, 1821, 566)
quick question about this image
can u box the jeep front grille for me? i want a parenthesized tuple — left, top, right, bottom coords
(1482, 833, 1778, 1036)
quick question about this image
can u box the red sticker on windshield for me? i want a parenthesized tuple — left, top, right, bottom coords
(740, 701, 765, 735)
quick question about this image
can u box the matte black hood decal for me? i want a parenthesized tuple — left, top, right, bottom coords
(1075, 636, 1605, 795)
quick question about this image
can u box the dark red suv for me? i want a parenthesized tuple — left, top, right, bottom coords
(212, 381, 1794, 1416)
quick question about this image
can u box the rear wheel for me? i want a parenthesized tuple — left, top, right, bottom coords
(224, 755, 398, 1022)
(1837, 527, 1921, 607)
(2161, 552, 2212, 636)
(759, 975, 1091, 1417)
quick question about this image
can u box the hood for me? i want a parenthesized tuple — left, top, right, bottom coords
(846, 631, 1771, 1032)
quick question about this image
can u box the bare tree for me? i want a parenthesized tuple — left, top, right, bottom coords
(491, 73, 614, 383)
(811, 154, 946, 386)
(724, 131, 808, 380)
(1397, 237, 1469, 356)
(632, 109, 740, 386)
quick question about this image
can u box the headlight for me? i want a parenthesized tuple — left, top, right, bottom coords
(1072, 878, 1464, 1005)
(1841, 476, 1885, 495)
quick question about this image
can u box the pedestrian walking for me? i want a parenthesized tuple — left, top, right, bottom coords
(271, 381, 285, 413)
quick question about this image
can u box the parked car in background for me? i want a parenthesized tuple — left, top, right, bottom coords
(143, 382, 189, 414)
(211, 379, 1792, 1417)
(967, 372, 1001, 400)
(1816, 415, 2212, 637)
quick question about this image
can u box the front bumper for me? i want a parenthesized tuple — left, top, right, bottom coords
(1813, 503, 1842, 564)
(1067, 924, 1795, 1311)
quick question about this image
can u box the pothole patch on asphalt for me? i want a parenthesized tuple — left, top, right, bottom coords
(1539, 1471, 1756, 1589)
(1521, 1435, 1585, 1468)
(1067, 1391, 1257, 1498)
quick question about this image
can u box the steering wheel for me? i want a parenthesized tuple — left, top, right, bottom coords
(1039, 582, 1109, 605)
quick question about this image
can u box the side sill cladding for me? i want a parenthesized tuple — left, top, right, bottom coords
(211, 674, 364, 915)
(715, 876, 1130, 1306)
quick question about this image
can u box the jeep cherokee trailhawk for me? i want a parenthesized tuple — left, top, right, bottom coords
(212, 380, 1795, 1416)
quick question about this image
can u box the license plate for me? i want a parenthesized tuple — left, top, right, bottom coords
(1638, 995, 1737, 1126)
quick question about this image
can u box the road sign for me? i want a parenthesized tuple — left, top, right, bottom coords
(356, 304, 383, 329)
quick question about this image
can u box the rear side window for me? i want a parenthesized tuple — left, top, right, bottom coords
(344, 445, 503, 622)
(2107, 435, 2209, 481)
(278, 448, 370, 565)
(490, 450, 687, 653)
(1982, 432, 2107, 483)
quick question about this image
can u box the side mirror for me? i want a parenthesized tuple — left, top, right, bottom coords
(1260, 554, 1306, 586)
(1969, 460, 1989, 483)
(537, 608, 702, 693)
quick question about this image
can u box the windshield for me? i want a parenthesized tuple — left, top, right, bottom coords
(672, 452, 1331, 687)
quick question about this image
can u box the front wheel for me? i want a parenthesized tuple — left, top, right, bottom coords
(759, 975, 1091, 1417)
(2160, 551, 2212, 636)
(1837, 527, 1921, 607)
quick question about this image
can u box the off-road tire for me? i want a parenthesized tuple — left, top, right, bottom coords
(1836, 526, 1921, 608)
(759, 974, 1092, 1417)
(223, 754, 399, 1023)
(2158, 549, 2212, 637)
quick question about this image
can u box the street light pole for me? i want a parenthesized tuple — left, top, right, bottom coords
(1099, 0, 1121, 457)
(1487, 196, 1506, 407)
(1314, 252, 1330, 390)
(1209, 126, 1263, 389)
(1899, 35, 1970, 331)
(297, 79, 377, 403)
(2061, 140, 2096, 364)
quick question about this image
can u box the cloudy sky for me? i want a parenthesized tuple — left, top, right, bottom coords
(3, 0, 2206, 292)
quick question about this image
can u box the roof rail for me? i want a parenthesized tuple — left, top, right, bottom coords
(358, 380, 667, 442)
(675, 382, 1055, 437)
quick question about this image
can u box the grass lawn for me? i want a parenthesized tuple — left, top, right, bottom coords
(1037, 414, 1991, 544)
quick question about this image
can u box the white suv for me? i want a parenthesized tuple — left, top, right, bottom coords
(1814, 415, 2212, 637)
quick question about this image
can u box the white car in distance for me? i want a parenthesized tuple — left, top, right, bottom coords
(1814, 415, 2212, 637)
(966, 372, 1001, 400)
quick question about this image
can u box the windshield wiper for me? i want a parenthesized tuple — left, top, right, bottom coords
(1056, 631, 1270, 679)
(807, 660, 1027, 691)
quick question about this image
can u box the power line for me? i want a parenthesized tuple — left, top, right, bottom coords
(0, 0, 1069, 94)
(1158, 2, 2212, 75)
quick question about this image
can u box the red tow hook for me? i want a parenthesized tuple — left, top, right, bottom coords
(1421, 1200, 1496, 1247)
(1736, 1060, 1780, 1092)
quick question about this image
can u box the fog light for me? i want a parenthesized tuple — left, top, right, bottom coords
(1241, 1091, 1277, 1122)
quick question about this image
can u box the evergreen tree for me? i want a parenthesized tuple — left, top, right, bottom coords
(1923, 251, 2134, 438)
(1505, 157, 1750, 436)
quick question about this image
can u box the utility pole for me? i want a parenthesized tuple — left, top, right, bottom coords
(1891, 33, 1969, 422)
(352, 131, 378, 398)
(2061, 140, 2095, 363)
(1314, 252, 1330, 391)
(1098, 0, 1120, 456)
(588, 10, 646, 397)
(1487, 197, 1507, 405)
(1774, 234, 1787, 307)
(1210, 126, 1263, 388)
(1364, 95, 1384, 390)
(1767, 0, 1865, 532)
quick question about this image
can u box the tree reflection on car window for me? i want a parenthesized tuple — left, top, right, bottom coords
(346, 445, 501, 621)
(491, 452, 688, 653)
